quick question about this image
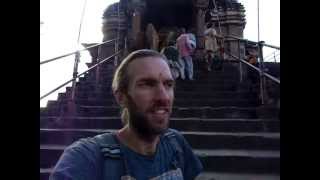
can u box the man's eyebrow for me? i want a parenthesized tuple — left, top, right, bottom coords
(136, 78, 174, 83)
(136, 78, 157, 83)
(165, 79, 175, 83)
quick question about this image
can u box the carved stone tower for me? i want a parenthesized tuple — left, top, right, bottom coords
(98, 0, 246, 60)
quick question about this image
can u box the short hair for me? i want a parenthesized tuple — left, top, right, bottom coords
(112, 49, 167, 124)
(112, 49, 167, 93)
(168, 41, 175, 46)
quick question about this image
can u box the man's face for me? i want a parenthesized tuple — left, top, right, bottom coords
(125, 57, 174, 136)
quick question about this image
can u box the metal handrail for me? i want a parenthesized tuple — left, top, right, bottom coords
(263, 43, 280, 50)
(225, 35, 257, 44)
(228, 53, 280, 84)
(226, 35, 280, 50)
(264, 51, 280, 60)
(265, 53, 280, 62)
(40, 38, 118, 65)
(40, 50, 122, 100)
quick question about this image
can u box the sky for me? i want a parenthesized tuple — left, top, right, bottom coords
(40, 0, 280, 107)
(238, 0, 280, 61)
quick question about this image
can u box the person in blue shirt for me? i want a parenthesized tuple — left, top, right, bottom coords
(50, 49, 203, 180)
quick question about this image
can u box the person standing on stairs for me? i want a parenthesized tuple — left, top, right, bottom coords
(161, 41, 181, 79)
(204, 22, 222, 71)
(245, 49, 259, 91)
(176, 28, 196, 80)
(50, 49, 203, 180)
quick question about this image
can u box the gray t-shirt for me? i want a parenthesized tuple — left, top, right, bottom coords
(50, 129, 203, 180)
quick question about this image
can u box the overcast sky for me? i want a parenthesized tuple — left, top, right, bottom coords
(40, 0, 279, 107)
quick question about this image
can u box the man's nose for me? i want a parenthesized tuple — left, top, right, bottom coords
(155, 84, 170, 102)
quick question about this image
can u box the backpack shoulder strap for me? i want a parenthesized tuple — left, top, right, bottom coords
(163, 129, 183, 152)
(163, 129, 185, 170)
(93, 132, 122, 159)
(92, 132, 129, 179)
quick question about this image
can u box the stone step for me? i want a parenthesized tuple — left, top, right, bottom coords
(40, 129, 280, 150)
(97, 75, 240, 85)
(77, 106, 260, 118)
(94, 63, 237, 76)
(67, 89, 258, 101)
(71, 84, 250, 96)
(96, 60, 239, 71)
(58, 98, 259, 107)
(70, 90, 257, 100)
(97, 68, 239, 79)
(97, 77, 242, 87)
(40, 168, 280, 180)
(69, 86, 249, 97)
(40, 116, 280, 133)
(89, 63, 245, 81)
(77, 77, 242, 88)
(46, 100, 59, 109)
(175, 77, 240, 84)
(72, 94, 257, 103)
(76, 67, 252, 89)
(70, 85, 245, 97)
(41, 105, 266, 118)
(196, 149, 280, 174)
(42, 104, 279, 120)
(80, 70, 240, 81)
(40, 144, 279, 174)
(197, 172, 280, 180)
(40, 168, 51, 180)
(75, 81, 242, 92)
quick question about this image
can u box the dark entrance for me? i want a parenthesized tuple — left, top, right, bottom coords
(144, 0, 194, 31)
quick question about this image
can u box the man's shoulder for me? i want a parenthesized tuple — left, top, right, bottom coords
(62, 136, 98, 157)
(162, 128, 186, 145)
(163, 128, 182, 136)
(59, 132, 123, 165)
(66, 132, 116, 152)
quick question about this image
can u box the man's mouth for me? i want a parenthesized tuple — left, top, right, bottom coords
(154, 109, 167, 114)
(150, 107, 170, 114)
(148, 107, 171, 120)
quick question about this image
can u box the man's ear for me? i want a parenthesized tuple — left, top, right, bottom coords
(114, 90, 127, 107)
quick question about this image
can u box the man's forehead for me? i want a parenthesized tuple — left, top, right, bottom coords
(128, 57, 172, 79)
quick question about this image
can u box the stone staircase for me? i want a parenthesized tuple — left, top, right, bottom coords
(40, 59, 280, 180)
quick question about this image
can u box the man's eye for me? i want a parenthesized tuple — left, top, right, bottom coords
(165, 82, 174, 88)
(139, 81, 155, 87)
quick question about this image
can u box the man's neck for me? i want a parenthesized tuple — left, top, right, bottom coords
(117, 125, 160, 156)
